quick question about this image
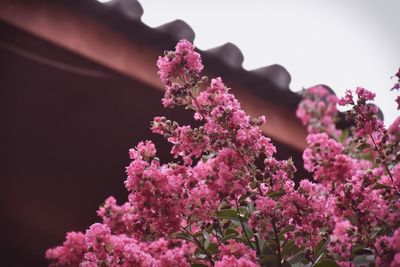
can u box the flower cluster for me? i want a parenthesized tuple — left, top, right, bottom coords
(46, 232, 86, 266)
(296, 85, 341, 138)
(375, 229, 400, 267)
(47, 40, 399, 267)
(156, 40, 203, 108)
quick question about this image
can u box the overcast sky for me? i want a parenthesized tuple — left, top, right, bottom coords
(140, 0, 399, 125)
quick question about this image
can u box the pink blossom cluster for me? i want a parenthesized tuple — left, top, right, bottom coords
(299, 85, 400, 266)
(46, 232, 86, 266)
(329, 219, 357, 261)
(156, 40, 203, 108)
(47, 40, 400, 267)
(339, 87, 384, 138)
(296, 85, 341, 138)
(48, 222, 196, 267)
(375, 229, 400, 267)
(303, 133, 355, 184)
(215, 240, 258, 267)
(125, 147, 186, 237)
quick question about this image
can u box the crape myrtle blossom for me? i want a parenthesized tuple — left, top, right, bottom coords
(47, 39, 399, 267)
(375, 229, 400, 267)
(156, 39, 203, 108)
(339, 87, 383, 138)
(299, 85, 400, 266)
(46, 232, 86, 267)
(303, 133, 356, 185)
(296, 85, 341, 138)
(215, 240, 258, 267)
(329, 219, 358, 261)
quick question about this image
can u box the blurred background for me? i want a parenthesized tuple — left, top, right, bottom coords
(0, 0, 398, 266)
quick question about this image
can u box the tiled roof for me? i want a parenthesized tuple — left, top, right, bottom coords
(59, 0, 301, 110)
(57, 0, 383, 125)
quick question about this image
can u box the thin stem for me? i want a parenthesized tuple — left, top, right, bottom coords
(355, 109, 394, 184)
(368, 134, 393, 180)
(272, 218, 282, 267)
(214, 222, 223, 246)
(368, 133, 400, 196)
(349, 244, 352, 267)
(254, 233, 262, 259)
(361, 224, 383, 258)
(235, 199, 255, 251)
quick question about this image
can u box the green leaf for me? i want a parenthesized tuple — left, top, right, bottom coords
(314, 238, 330, 262)
(357, 143, 370, 151)
(351, 244, 366, 256)
(282, 240, 300, 257)
(221, 234, 239, 243)
(268, 190, 286, 199)
(216, 209, 238, 219)
(260, 255, 280, 267)
(372, 183, 391, 190)
(175, 232, 193, 243)
(238, 206, 249, 217)
(313, 259, 340, 267)
(206, 242, 219, 254)
(288, 251, 306, 264)
(224, 228, 239, 237)
(194, 247, 207, 259)
(194, 232, 204, 239)
(262, 241, 276, 256)
(203, 232, 210, 249)
(205, 224, 214, 234)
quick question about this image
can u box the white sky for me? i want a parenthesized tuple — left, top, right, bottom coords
(140, 0, 399, 125)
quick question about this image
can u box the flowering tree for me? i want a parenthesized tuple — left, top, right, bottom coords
(46, 40, 400, 267)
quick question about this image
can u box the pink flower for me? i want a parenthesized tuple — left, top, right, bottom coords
(303, 133, 355, 184)
(46, 232, 86, 266)
(137, 140, 157, 159)
(184, 181, 218, 222)
(355, 87, 376, 101)
(338, 90, 354, 106)
(156, 39, 203, 85)
(156, 40, 203, 108)
(217, 240, 257, 265)
(375, 229, 400, 267)
(158, 246, 190, 267)
(168, 125, 211, 165)
(215, 256, 258, 267)
(296, 85, 340, 138)
(329, 219, 357, 259)
(85, 223, 111, 248)
(97, 196, 131, 234)
(122, 243, 157, 267)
